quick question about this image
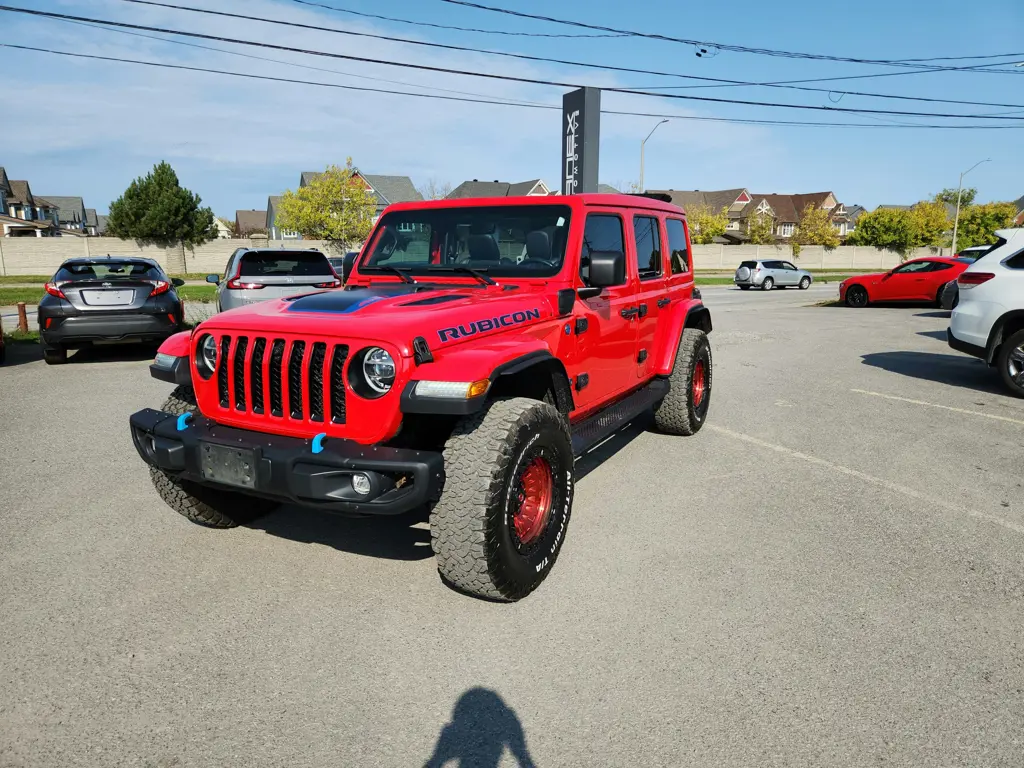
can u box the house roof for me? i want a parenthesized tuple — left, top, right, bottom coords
(41, 196, 86, 224)
(33, 196, 57, 209)
(646, 188, 748, 215)
(84, 208, 98, 227)
(597, 183, 621, 194)
(96, 214, 109, 235)
(447, 179, 549, 199)
(846, 204, 867, 221)
(744, 194, 800, 223)
(0, 168, 10, 195)
(7, 180, 34, 206)
(235, 209, 267, 233)
(266, 196, 283, 229)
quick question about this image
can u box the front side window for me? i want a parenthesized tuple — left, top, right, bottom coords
(362, 205, 572, 279)
(666, 218, 689, 274)
(632, 215, 663, 280)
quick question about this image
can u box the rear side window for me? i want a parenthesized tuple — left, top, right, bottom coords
(632, 215, 663, 280)
(55, 262, 162, 281)
(239, 251, 331, 276)
(1005, 249, 1024, 269)
(581, 214, 625, 285)
(762, 260, 782, 269)
(666, 218, 689, 274)
(929, 262, 953, 272)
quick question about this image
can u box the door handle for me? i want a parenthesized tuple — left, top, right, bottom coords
(657, 297, 671, 308)
(620, 307, 639, 320)
(637, 303, 648, 318)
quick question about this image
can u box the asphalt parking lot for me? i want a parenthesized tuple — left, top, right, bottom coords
(3, 283, 1023, 767)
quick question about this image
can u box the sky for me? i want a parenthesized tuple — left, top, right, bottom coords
(1, 0, 1022, 217)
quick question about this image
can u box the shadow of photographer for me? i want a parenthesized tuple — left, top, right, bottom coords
(424, 688, 535, 768)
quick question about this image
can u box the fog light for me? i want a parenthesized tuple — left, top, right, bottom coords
(351, 473, 372, 496)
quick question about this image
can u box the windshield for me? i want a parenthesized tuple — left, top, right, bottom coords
(55, 262, 163, 281)
(239, 251, 332, 277)
(362, 205, 572, 278)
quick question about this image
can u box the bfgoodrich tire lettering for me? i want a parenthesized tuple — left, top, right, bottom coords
(149, 386, 277, 528)
(653, 328, 712, 436)
(430, 398, 574, 601)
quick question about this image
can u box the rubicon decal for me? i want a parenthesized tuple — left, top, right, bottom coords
(438, 309, 541, 343)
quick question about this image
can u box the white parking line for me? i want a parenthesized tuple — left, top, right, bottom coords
(850, 389, 1024, 427)
(708, 423, 1024, 535)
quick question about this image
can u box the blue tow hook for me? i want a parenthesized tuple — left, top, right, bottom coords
(311, 433, 328, 454)
(176, 412, 193, 431)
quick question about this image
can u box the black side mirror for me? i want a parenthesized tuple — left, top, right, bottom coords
(342, 251, 358, 283)
(588, 250, 626, 288)
(205, 274, 220, 284)
(171, 277, 186, 287)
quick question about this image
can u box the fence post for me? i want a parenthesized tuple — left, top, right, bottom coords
(718, 245, 724, 268)
(17, 302, 28, 332)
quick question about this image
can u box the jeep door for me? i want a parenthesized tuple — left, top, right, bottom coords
(631, 213, 669, 378)
(573, 211, 639, 411)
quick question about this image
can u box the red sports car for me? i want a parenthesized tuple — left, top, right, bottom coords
(839, 257, 970, 308)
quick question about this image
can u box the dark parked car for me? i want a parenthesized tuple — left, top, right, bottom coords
(39, 257, 185, 364)
(940, 246, 995, 310)
(328, 252, 359, 276)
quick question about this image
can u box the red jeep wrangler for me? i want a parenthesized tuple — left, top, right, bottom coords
(130, 194, 712, 600)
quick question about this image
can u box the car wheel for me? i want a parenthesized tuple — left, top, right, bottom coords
(653, 328, 712, 437)
(430, 397, 574, 602)
(799, 276, 811, 290)
(997, 329, 1024, 399)
(951, 293, 959, 309)
(43, 347, 67, 365)
(761, 277, 774, 291)
(738, 285, 750, 291)
(934, 286, 946, 308)
(149, 386, 278, 527)
(845, 285, 869, 308)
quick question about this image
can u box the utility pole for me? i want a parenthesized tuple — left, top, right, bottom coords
(951, 158, 990, 256)
(639, 119, 668, 193)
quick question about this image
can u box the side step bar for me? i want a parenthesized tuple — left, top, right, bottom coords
(570, 379, 669, 457)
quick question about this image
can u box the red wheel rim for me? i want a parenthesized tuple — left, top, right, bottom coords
(692, 360, 706, 407)
(513, 457, 553, 545)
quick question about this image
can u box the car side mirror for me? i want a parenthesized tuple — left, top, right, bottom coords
(171, 277, 186, 287)
(341, 251, 358, 283)
(205, 274, 220, 284)
(582, 251, 626, 297)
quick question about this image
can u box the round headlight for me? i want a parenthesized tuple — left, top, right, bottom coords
(195, 334, 217, 379)
(362, 347, 396, 395)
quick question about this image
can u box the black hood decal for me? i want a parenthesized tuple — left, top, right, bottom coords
(286, 286, 424, 315)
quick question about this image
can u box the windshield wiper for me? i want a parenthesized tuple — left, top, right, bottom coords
(372, 265, 415, 284)
(424, 265, 496, 286)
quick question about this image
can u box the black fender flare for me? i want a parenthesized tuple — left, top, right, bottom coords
(986, 310, 1024, 364)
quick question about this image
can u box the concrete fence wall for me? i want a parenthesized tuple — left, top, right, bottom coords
(0, 237, 934, 277)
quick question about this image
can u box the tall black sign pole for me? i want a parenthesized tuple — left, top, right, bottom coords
(562, 87, 601, 194)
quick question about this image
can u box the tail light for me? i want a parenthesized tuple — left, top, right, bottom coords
(226, 278, 265, 290)
(149, 280, 170, 296)
(314, 279, 342, 289)
(958, 272, 994, 287)
(44, 282, 67, 299)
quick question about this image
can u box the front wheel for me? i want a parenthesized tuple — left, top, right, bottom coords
(653, 328, 712, 436)
(845, 285, 869, 308)
(799, 276, 811, 290)
(761, 277, 774, 291)
(43, 347, 67, 365)
(430, 398, 574, 601)
(997, 329, 1024, 398)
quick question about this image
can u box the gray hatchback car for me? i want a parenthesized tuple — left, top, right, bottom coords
(734, 259, 813, 291)
(207, 248, 340, 312)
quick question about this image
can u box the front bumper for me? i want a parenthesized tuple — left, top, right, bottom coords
(129, 408, 444, 515)
(41, 312, 180, 347)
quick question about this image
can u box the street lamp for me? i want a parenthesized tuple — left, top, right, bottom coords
(950, 158, 990, 256)
(639, 119, 668, 193)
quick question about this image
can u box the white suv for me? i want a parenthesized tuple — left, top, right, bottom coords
(948, 228, 1024, 396)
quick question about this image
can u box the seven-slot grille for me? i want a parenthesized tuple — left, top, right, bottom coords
(213, 334, 349, 424)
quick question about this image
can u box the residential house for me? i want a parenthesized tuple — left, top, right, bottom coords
(447, 178, 551, 199)
(1011, 195, 1023, 226)
(214, 218, 233, 239)
(42, 196, 88, 233)
(84, 209, 100, 236)
(597, 183, 622, 194)
(0, 169, 59, 236)
(299, 170, 423, 218)
(845, 204, 867, 233)
(265, 195, 298, 240)
(235, 209, 267, 237)
(647, 189, 753, 240)
(737, 191, 850, 240)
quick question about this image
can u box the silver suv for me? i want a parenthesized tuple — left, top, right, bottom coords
(734, 259, 813, 291)
(207, 248, 340, 312)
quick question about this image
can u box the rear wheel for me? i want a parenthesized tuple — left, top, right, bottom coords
(845, 285, 868, 308)
(430, 398, 574, 601)
(149, 386, 277, 527)
(761, 277, 774, 291)
(997, 329, 1024, 399)
(43, 347, 67, 365)
(799, 276, 811, 290)
(653, 328, 712, 436)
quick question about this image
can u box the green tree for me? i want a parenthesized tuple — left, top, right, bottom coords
(846, 208, 915, 256)
(106, 161, 217, 247)
(908, 200, 950, 249)
(792, 204, 840, 253)
(745, 212, 776, 245)
(276, 159, 377, 244)
(935, 187, 977, 208)
(687, 205, 728, 244)
(954, 202, 1018, 250)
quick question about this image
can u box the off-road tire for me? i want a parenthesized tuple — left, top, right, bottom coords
(652, 328, 712, 436)
(149, 386, 277, 528)
(430, 398, 574, 602)
(846, 285, 869, 308)
(43, 347, 67, 365)
(799, 276, 811, 290)
(761, 277, 774, 291)
(996, 329, 1024, 399)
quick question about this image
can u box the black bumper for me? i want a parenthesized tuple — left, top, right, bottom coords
(129, 408, 444, 516)
(41, 313, 179, 347)
(947, 327, 986, 361)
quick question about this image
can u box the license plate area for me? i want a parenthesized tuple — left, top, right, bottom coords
(83, 289, 134, 305)
(199, 442, 256, 488)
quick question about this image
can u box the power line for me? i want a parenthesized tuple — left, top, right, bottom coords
(437, 0, 1024, 71)
(4, 42, 1021, 131)
(286, 0, 626, 38)
(3, 5, 1023, 122)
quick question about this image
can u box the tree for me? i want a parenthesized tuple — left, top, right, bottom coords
(745, 212, 776, 245)
(845, 207, 919, 257)
(687, 205, 728, 244)
(792, 204, 840, 253)
(106, 161, 217, 247)
(935, 187, 977, 208)
(908, 200, 950, 249)
(418, 178, 453, 200)
(954, 202, 1018, 250)
(275, 159, 377, 244)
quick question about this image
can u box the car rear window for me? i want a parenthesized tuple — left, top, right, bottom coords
(740, 261, 758, 268)
(239, 251, 332, 277)
(55, 262, 163, 281)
